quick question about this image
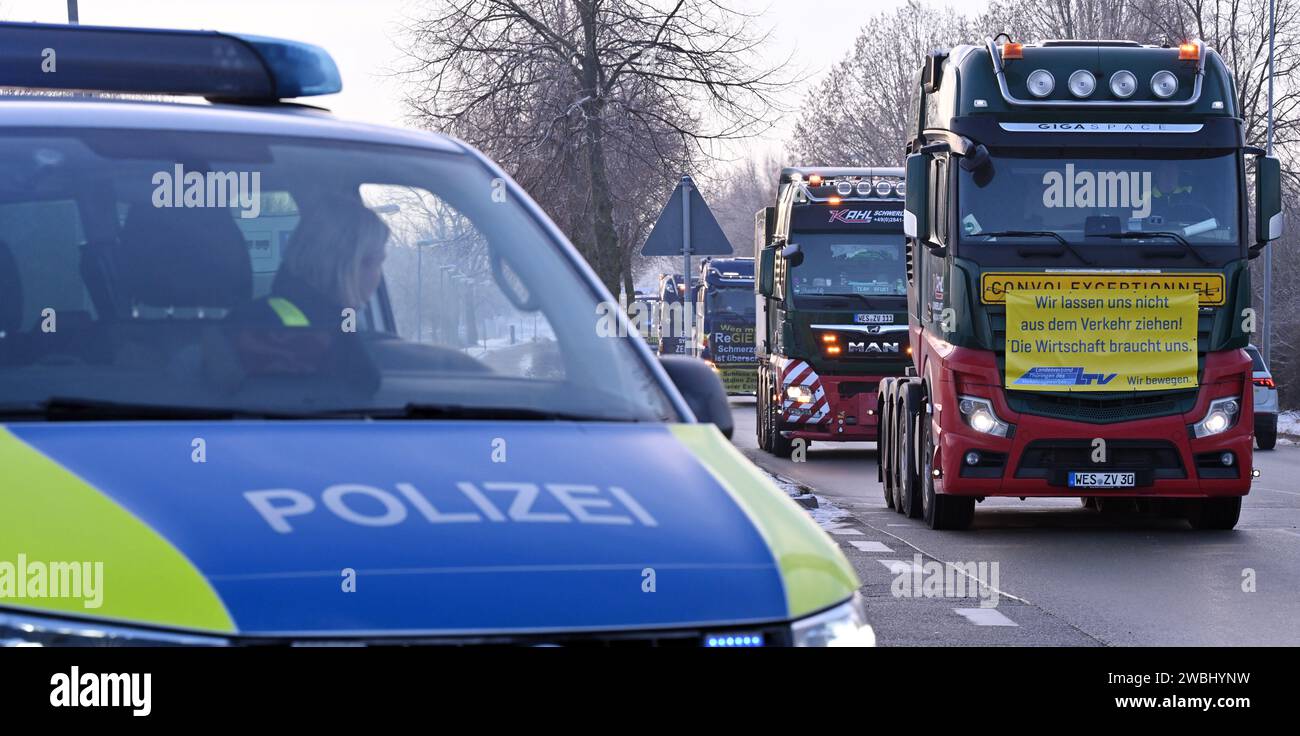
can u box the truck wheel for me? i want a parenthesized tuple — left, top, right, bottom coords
(877, 396, 894, 510)
(891, 408, 906, 512)
(757, 372, 771, 452)
(768, 395, 794, 457)
(1256, 415, 1277, 450)
(919, 405, 974, 530)
(898, 383, 924, 519)
(1185, 497, 1242, 530)
(879, 379, 897, 508)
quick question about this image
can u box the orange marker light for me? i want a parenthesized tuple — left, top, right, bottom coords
(1178, 42, 1199, 61)
(827, 196, 842, 205)
(826, 346, 842, 356)
(1002, 42, 1023, 60)
(809, 174, 823, 186)
(822, 333, 838, 343)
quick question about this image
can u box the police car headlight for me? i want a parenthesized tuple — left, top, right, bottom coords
(1151, 70, 1179, 99)
(1192, 397, 1240, 438)
(791, 594, 875, 647)
(958, 395, 1011, 438)
(1026, 69, 1055, 98)
(786, 385, 815, 404)
(0, 609, 229, 647)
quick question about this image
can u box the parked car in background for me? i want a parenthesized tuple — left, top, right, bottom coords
(1247, 345, 1278, 450)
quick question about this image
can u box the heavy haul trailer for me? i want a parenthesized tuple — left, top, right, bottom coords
(694, 257, 758, 394)
(879, 37, 1285, 529)
(755, 167, 911, 456)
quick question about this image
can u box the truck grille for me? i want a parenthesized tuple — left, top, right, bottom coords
(1007, 389, 1198, 423)
(1015, 439, 1186, 480)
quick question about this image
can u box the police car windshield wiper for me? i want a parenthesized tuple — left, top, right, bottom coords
(1096, 231, 1211, 266)
(972, 230, 1095, 266)
(0, 397, 303, 421)
(366, 403, 626, 423)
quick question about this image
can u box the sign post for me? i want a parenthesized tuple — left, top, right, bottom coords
(641, 175, 733, 358)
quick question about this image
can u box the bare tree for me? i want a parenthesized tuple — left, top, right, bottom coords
(789, 1, 976, 167)
(399, 0, 791, 295)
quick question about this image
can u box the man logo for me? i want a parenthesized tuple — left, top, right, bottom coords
(847, 342, 901, 354)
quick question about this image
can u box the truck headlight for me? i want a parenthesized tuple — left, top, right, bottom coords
(786, 385, 815, 404)
(791, 594, 875, 647)
(1, 609, 228, 647)
(1192, 397, 1240, 438)
(958, 395, 1011, 437)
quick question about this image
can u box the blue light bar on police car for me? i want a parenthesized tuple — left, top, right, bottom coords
(0, 21, 341, 101)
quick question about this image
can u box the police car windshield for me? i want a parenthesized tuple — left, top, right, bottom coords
(0, 129, 676, 423)
(789, 233, 906, 298)
(958, 152, 1239, 248)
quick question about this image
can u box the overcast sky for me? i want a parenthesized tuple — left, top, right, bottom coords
(1, 0, 984, 156)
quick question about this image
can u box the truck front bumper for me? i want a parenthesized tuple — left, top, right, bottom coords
(780, 373, 887, 443)
(930, 348, 1254, 498)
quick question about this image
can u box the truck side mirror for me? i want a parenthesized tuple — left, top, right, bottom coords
(1256, 154, 1284, 245)
(904, 152, 928, 239)
(658, 355, 734, 439)
(758, 246, 776, 297)
(780, 242, 804, 268)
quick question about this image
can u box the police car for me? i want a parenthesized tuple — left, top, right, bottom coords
(0, 22, 869, 647)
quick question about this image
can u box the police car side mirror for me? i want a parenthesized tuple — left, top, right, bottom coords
(781, 242, 804, 268)
(1255, 154, 1284, 247)
(659, 355, 734, 439)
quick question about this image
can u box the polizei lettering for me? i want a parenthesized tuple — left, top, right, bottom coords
(245, 482, 659, 533)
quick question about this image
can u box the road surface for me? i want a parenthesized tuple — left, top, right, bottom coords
(729, 397, 1300, 646)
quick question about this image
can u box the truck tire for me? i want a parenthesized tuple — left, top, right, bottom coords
(898, 381, 924, 519)
(879, 378, 897, 508)
(919, 400, 974, 530)
(877, 392, 894, 510)
(767, 391, 794, 458)
(1185, 497, 1241, 530)
(757, 370, 771, 452)
(1256, 414, 1277, 450)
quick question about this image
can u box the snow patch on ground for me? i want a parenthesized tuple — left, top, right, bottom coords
(764, 471, 850, 529)
(1277, 410, 1300, 437)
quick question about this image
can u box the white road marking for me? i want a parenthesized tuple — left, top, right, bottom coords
(886, 523, 910, 527)
(878, 559, 920, 575)
(848, 540, 893, 553)
(954, 608, 1019, 627)
(823, 524, 864, 535)
(1257, 487, 1300, 497)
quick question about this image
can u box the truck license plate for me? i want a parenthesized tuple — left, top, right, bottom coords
(1069, 472, 1136, 489)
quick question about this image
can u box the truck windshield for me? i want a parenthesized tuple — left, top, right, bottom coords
(0, 129, 676, 422)
(789, 233, 906, 297)
(706, 287, 755, 318)
(958, 152, 1239, 248)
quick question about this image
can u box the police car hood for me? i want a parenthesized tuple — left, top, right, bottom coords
(0, 421, 855, 639)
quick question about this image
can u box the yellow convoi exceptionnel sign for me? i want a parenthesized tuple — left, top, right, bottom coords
(981, 272, 1225, 306)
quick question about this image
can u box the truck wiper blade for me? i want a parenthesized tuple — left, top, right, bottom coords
(972, 230, 1095, 266)
(1097, 231, 1211, 266)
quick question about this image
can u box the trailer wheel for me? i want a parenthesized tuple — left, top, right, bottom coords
(919, 403, 974, 530)
(898, 381, 924, 519)
(1185, 497, 1241, 530)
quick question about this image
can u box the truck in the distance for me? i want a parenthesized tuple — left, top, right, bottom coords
(879, 37, 1284, 529)
(695, 257, 757, 394)
(755, 167, 911, 456)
